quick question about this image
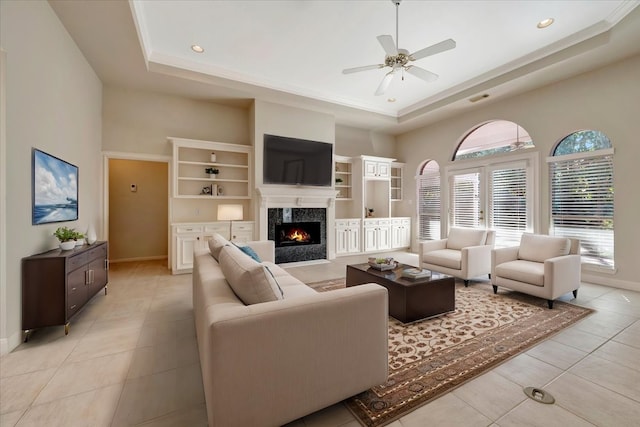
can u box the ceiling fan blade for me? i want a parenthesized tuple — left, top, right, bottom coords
(375, 70, 395, 96)
(410, 38, 456, 61)
(377, 35, 398, 56)
(406, 65, 438, 82)
(342, 64, 384, 74)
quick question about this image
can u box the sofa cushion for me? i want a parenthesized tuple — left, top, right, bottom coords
(446, 227, 487, 250)
(209, 233, 231, 261)
(219, 245, 283, 305)
(262, 261, 316, 298)
(518, 233, 570, 263)
(422, 249, 461, 270)
(495, 260, 545, 287)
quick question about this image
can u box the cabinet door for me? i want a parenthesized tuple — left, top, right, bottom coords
(87, 257, 108, 297)
(378, 225, 391, 250)
(364, 160, 378, 177)
(67, 268, 87, 318)
(231, 222, 253, 242)
(377, 162, 391, 178)
(347, 227, 360, 253)
(176, 235, 199, 270)
(364, 226, 378, 252)
(335, 227, 348, 254)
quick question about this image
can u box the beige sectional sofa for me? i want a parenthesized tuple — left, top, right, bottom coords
(192, 234, 389, 427)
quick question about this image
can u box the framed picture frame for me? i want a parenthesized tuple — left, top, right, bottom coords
(32, 148, 79, 225)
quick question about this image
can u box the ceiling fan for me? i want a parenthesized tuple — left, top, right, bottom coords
(342, 0, 456, 96)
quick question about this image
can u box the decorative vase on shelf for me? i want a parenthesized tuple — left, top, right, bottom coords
(60, 241, 75, 251)
(86, 224, 97, 245)
(210, 152, 217, 162)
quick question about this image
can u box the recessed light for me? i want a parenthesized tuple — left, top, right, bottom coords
(387, 98, 396, 103)
(537, 18, 554, 29)
(191, 45, 204, 53)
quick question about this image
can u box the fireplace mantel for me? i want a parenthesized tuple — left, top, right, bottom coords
(256, 186, 338, 208)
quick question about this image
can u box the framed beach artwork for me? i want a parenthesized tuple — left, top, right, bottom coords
(32, 148, 79, 225)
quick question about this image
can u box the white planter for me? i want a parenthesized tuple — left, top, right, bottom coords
(210, 153, 217, 162)
(59, 241, 75, 250)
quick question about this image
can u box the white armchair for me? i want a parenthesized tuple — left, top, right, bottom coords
(491, 233, 581, 309)
(418, 227, 495, 287)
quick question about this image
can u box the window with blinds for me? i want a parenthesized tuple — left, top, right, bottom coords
(489, 166, 527, 247)
(549, 130, 614, 268)
(417, 173, 440, 240)
(450, 172, 480, 228)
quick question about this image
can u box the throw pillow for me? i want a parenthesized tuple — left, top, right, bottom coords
(232, 242, 261, 262)
(219, 245, 283, 305)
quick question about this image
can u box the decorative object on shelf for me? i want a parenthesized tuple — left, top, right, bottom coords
(205, 167, 219, 179)
(53, 226, 83, 250)
(201, 185, 212, 195)
(217, 186, 224, 196)
(218, 204, 244, 239)
(86, 223, 97, 245)
(335, 178, 343, 184)
(210, 152, 217, 162)
(367, 257, 397, 271)
(367, 208, 375, 217)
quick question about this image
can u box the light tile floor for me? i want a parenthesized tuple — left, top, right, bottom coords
(1, 252, 639, 426)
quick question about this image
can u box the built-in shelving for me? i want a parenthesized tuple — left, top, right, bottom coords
(391, 163, 403, 201)
(335, 156, 353, 200)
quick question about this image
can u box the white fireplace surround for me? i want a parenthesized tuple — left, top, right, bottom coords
(256, 186, 338, 260)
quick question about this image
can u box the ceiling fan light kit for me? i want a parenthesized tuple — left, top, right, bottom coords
(342, 0, 456, 96)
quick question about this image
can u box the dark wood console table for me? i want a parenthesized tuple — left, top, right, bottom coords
(22, 241, 108, 340)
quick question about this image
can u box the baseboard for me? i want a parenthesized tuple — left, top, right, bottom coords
(278, 259, 330, 268)
(582, 273, 640, 291)
(109, 255, 167, 264)
(0, 330, 23, 355)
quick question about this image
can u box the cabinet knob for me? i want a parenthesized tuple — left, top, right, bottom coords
(70, 304, 76, 310)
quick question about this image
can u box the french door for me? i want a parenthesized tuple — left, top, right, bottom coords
(448, 158, 535, 247)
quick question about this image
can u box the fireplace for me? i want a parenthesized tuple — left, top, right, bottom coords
(268, 208, 327, 263)
(275, 222, 321, 247)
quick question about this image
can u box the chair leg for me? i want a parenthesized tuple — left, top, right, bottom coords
(547, 300, 554, 309)
(492, 285, 498, 294)
(573, 289, 578, 298)
(464, 280, 469, 287)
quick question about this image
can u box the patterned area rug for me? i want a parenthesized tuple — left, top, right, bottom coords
(308, 279, 593, 427)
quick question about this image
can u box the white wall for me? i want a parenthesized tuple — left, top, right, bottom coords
(0, 1, 103, 353)
(397, 54, 640, 289)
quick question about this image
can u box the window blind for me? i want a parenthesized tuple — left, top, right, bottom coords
(417, 173, 440, 240)
(489, 167, 527, 248)
(450, 172, 480, 228)
(550, 154, 614, 267)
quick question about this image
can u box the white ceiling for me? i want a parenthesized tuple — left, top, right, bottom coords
(50, 0, 640, 134)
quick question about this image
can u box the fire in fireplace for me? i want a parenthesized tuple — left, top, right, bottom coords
(275, 222, 321, 247)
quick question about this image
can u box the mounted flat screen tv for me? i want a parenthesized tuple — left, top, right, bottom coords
(32, 148, 78, 225)
(263, 134, 333, 187)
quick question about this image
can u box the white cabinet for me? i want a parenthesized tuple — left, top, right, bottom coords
(170, 137, 252, 199)
(335, 219, 360, 255)
(172, 221, 254, 273)
(391, 217, 411, 249)
(391, 163, 403, 201)
(363, 219, 391, 252)
(364, 159, 391, 179)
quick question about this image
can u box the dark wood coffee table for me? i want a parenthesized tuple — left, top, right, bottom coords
(346, 263, 455, 323)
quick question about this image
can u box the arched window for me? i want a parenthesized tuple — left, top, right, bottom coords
(448, 120, 536, 247)
(549, 130, 614, 268)
(417, 160, 440, 240)
(454, 120, 534, 160)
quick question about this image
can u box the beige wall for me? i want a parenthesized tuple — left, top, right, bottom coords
(397, 54, 640, 289)
(335, 125, 396, 158)
(108, 159, 168, 262)
(0, 1, 103, 352)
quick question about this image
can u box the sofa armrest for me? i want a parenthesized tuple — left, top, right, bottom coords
(544, 254, 581, 299)
(461, 244, 492, 278)
(245, 240, 275, 263)
(491, 246, 519, 283)
(204, 284, 388, 427)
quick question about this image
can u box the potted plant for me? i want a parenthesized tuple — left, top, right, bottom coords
(54, 226, 81, 250)
(335, 178, 343, 184)
(205, 167, 219, 179)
